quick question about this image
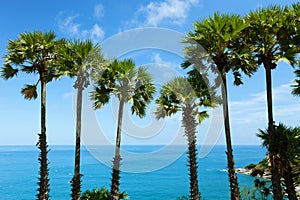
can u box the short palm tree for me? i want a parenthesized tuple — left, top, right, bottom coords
(81, 188, 128, 200)
(91, 58, 156, 200)
(183, 13, 256, 200)
(1, 31, 64, 200)
(257, 123, 300, 200)
(59, 39, 103, 200)
(245, 6, 299, 199)
(155, 77, 215, 200)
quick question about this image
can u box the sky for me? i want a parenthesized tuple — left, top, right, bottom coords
(0, 0, 299, 146)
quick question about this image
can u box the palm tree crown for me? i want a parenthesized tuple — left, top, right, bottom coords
(2, 31, 63, 96)
(155, 77, 212, 121)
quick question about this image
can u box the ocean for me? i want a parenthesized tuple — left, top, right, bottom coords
(0, 145, 267, 199)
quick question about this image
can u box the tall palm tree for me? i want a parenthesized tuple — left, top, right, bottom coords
(245, 6, 299, 199)
(91, 58, 156, 200)
(183, 13, 256, 200)
(155, 77, 215, 200)
(257, 123, 300, 200)
(59, 40, 103, 200)
(1, 31, 64, 200)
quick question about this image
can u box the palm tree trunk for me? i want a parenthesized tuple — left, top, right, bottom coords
(221, 75, 240, 200)
(182, 106, 200, 200)
(264, 63, 282, 200)
(283, 164, 297, 200)
(110, 100, 125, 200)
(37, 70, 50, 200)
(71, 83, 83, 200)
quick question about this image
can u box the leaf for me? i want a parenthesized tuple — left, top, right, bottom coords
(1, 64, 18, 79)
(197, 111, 209, 124)
(21, 84, 38, 100)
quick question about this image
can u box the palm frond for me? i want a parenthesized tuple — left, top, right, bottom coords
(291, 68, 300, 96)
(90, 86, 112, 109)
(21, 84, 38, 100)
(91, 58, 155, 119)
(196, 111, 209, 124)
(1, 64, 18, 79)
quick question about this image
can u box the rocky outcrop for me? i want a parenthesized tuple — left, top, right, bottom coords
(236, 167, 300, 198)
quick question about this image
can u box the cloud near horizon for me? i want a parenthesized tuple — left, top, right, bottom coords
(229, 82, 300, 125)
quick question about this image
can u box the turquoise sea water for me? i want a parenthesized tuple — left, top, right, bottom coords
(0, 145, 266, 199)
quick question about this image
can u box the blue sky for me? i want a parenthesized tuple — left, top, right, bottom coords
(0, 0, 299, 146)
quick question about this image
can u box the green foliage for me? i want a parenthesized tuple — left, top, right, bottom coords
(292, 68, 300, 96)
(57, 39, 104, 89)
(81, 188, 128, 200)
(155, 76, 209, 199)
(184, 12, 256, 84)
(1, 30, 68, 99)
(245, 163, 257, 170)
(176, 195, 189, 200)
(257, 123, 300, 165)
(240, 179, 272, 200)
(0, 64, 18, 79)
(257, 123, 300, 198)
(245, 5, 298, 68)
(258, 158, 269, 169)
(91, 58, 156, 118)
(176, 194, 203, 200)
(155, 76, 213, 124)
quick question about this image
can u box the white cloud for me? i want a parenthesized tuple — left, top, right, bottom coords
(152, 53, 180, 69)
(91, 24, 105, 42)
(229, 82, 300, 125)
(94, 4, 104, 18)
(129, 0, 199, 27)
(57, 14, 81, 36)
(57, 12, 105, 42)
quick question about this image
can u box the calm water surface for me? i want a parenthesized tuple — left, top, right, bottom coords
(0, 145, 267, 199)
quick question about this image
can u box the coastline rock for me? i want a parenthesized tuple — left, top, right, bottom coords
(236, 167, 300, 197)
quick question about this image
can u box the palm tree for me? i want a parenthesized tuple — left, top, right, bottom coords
(1, 31, 64, 200)
(245, 6, 299, 199)
(91, 58, 156, 200)
(183, 13, 256, 200)
(59, 39, 103, 200)
(81, 188, 128, 200)
(292, 66, 300, 96)
(155, 77, 215, 200)
(289, 3, 300, 96)
(277, 124, 300, 200)
(257, 123, 300, 200)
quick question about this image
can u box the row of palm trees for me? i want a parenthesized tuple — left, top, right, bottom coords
(182, 3, 300, 200)
(1, 3, 300, 200)
(1, 32, 107, 199)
